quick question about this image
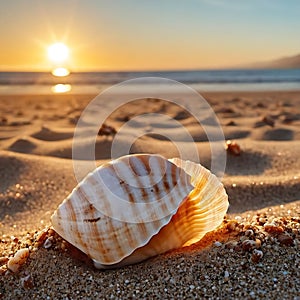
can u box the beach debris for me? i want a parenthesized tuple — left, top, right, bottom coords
(51, 154, 228, 269)
(98, 123, 117, 136)
(20, 274, 34, 289)
(225, 120, 237, 126)
(7, 248, 29, 273)
(262, 115, 275, 127)
(225, 140, 241, 156)
(0, 117, 7, 125)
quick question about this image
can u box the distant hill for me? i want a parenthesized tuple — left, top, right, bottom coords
(245, 53, 300, 69)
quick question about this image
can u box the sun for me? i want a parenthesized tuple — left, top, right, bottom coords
(47, 42, 69, 63)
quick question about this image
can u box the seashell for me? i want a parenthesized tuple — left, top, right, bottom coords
(51, 154, 228, 269)
(7, 248, 29, 273)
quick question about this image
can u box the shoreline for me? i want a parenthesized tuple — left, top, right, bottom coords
(1, 83, 300, 95)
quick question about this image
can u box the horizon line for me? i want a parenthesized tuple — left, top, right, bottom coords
(0, 66, 298, 73)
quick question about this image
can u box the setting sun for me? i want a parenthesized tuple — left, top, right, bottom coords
(47, 42, 69, 63)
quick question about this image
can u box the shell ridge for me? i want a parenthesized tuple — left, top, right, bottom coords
(51, 154, 228, 268)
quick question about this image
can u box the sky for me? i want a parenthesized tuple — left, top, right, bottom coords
(0, 0, 300, 71)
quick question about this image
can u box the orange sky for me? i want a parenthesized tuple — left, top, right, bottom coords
(1, 1, 300, 71)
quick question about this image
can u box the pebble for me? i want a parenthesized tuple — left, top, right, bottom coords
(245, 229, 254, 237)
(251, 249, 263, 263)
(277, 233, 294, 246)
(43, 238, 53, 249)
(225, 140, 241, 155)
(214, 241, 222, 247)
(242, 239, 257, 251)
(0, 257, 8, 266)
(264, 222, 284, 233)
(224, 270, 230, 281)
(20, 274, 34, 289)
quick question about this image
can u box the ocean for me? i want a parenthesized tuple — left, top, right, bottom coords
(0, 69, 300, 94)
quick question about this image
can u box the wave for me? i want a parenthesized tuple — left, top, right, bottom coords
(1, 69, 300, 86)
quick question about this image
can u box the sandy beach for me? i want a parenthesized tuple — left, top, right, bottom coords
(0, 91, 300, 299)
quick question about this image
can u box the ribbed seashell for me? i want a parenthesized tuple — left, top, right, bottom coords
(51, 154, 228, 269)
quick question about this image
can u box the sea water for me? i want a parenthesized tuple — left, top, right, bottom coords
(0, 69, 300, 95)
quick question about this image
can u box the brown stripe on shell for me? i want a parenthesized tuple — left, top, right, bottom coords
(68, 187, 89, 255)
(89, 168, 123, 263)
(99, 202, 124, 263)
(106, 163, 133, 203)
(133, 155, 154, 204)
(88, 219, 108, 262)
(53, 202, 65, 237)
(132, 155, 151, 176)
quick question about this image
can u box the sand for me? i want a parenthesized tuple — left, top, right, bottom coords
(0, 91, 299, 299)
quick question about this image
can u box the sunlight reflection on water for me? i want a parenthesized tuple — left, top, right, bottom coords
(51, 67, 70, 77)
(51, 83, 72, 93)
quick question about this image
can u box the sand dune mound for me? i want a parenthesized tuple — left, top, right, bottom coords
(31, 126, 73, 141)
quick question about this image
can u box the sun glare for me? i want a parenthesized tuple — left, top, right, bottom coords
(52, 67, 70, 77)
(48, 43, 69, 63)
(51, 84, 72, 93)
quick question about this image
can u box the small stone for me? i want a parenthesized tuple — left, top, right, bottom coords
(214, 241, 222, 247)
(245, 229, 254, 237)
(35, 229, 48, 246)
(226, 220, 239, 232)
(20, 274, 34, 289)
(264, 222, 284, 234)
(43, 238, 53, 249)
(0, 257, 8, 266)
(249, 291, 256, 298)
(0, 266, 8, 276)
(255, 238, 262, 248)
(10, 236, 18, 243)
(251, 249, 263, 263)
(262, 115, 275, 127)
(225, 241, 238, 249)
(242, 240, 256, 251)
(277, 233, 294, 246)
(225, 140, 241, 156)
(224, 270, 230, 281)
